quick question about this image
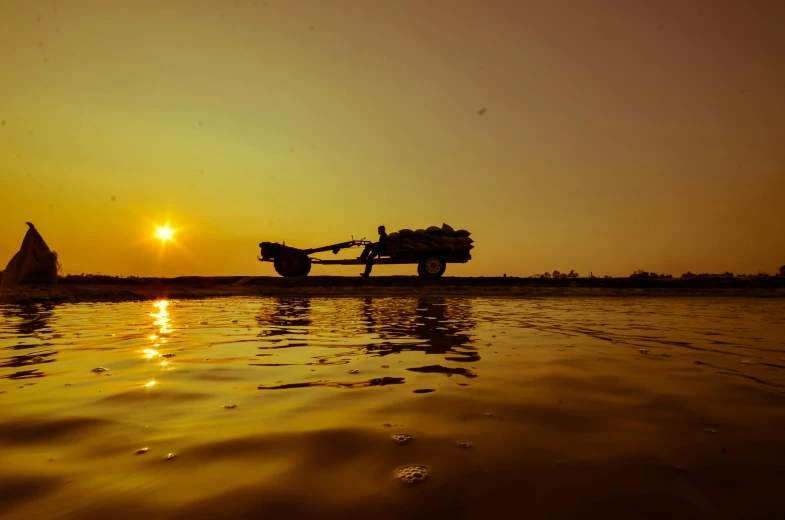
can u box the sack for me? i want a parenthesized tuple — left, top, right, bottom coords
(455, 229, 471, 238)
(457, 237, 474, 245)
(398, 229, 414, 236)
(387, 231, 400, 239)
(426, 226, 442, 234)
(1, 223, 58, 288)
(414, 229, 428, 236)
(456, 244, 474, 251)
(441, 223, 455, 235)
(441, 236, 457, 244)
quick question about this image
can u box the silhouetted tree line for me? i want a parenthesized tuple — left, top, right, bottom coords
(531, 270, 580, 279)
(526, 266, 785, 280)
(629, 270, 673, 279)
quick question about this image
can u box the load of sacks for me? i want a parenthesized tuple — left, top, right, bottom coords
(386, 223, 474, 254)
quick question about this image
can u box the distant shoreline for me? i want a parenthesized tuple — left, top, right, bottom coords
(1, 276, 784, 303)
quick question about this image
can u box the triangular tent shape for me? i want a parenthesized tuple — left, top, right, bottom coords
(1, 222, 58, 287)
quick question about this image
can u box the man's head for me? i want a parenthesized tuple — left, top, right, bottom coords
(378, 225, 386, 234)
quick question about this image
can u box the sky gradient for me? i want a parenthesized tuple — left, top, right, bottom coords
(2, 0, 784, 277)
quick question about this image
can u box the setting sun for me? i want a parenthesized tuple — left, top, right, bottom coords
(155, 225, 174, 243)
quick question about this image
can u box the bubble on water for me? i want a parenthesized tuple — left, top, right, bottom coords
(382, 423, 392, 428)
(161, 353, 175, 358)
(318, 359, 325, 363)
(397, 465, 429, 484)
(740, 360, 755, 365)
(705, 428, 718, 434)
(224, 404, 237, 409)
(392, 433, 413, 444)
(381, 365, 389, 368)
(349, 369, 359, 374)
(638, 349, 649, 354)
(413, 389, 435, 393)
(166, 453, 176, 460)
(485, 413, 494, 417)
(231, 319, 239, 323)
(457, 440, 472, 448)
(92, 367, 108, 373)
(136, 448, 149, 455)
(32, 356, 45, 363)
(199, 321, 208, 325)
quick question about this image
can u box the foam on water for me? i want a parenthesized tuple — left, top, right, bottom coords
(397, 465, 429, 484)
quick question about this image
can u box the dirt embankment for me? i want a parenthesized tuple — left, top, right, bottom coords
(1, 276, 784, 303)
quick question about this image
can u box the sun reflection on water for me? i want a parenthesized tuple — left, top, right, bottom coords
(140, 300, 174, 386)
(150, 301, 172, 335)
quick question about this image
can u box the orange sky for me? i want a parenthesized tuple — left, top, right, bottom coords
(1, 0, 784, 277)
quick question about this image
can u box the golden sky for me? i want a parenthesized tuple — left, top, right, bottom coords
(2, 0, 784, 277)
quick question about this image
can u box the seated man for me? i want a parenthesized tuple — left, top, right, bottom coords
(359, 225, 387, 277)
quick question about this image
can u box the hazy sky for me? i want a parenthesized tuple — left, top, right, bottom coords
(2, 0, 784, 277)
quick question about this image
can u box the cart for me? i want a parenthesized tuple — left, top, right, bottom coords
(258, 238, 471, 278)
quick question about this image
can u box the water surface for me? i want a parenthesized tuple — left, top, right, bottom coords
(2, 297, 785, 519)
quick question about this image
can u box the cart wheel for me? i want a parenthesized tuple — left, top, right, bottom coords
(418, 256, 446, 278)
(274, 253, 310, 277)
(298, 257, 312, 277)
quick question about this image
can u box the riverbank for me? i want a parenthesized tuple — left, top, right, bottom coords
(2, 276, 784, 303)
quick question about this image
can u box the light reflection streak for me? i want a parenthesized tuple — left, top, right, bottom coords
(141, 300, 174, 387)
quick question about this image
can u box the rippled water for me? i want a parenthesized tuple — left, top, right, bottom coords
(2, 297, 785, 519)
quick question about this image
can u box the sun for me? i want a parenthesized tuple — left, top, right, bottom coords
(155, 225, 175, 242)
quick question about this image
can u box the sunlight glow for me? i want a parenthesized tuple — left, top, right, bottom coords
(143, 348, 159, 359)
(155, 224, 174, 242)
(145, 380, 156, 387)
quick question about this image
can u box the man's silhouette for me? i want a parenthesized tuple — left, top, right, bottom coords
(360, 225, 387, 277)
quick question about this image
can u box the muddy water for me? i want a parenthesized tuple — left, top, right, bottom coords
(1, 297, 785, 519)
